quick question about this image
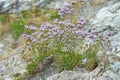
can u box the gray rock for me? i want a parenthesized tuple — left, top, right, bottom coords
(0, 0, 68, 13)
(90, 2, 120, 56)
(47, 2, 120, 80)
(108, 72, 120, 80)
(110, 62, 120, 72)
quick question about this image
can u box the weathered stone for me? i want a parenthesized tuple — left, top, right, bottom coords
(0, 0, 68, 14)
(90, 2, 120, 55)
(47, 2, 120, 80)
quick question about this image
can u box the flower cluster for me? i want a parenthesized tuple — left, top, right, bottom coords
(23, 17, 88, 51)
(25, 25, 37, 30)
(20, 0, 118, 71)
(59, 1, 76, 17)
(22, 0, 115, 53)
(23, 14, 116, 53)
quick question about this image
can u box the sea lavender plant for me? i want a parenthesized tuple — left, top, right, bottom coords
(20, 0, 118, 74)
(23, 17, 87, 52)
(23, 14, 115, 54)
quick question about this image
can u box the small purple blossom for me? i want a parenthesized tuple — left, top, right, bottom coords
(103, 34, 109, 41)
(32, 38, 38, 43)
(45, 22, 52, 27)
(39, 25, 47, 30)
(87, 33, 99, 41)
(106, 31, 116, 36)
(29, 25, 37, 30)
(59, 2, 74, 17)
(82, 58, 87, 65)
(58, 21, 65, 25)
(22, 34, 27, 38)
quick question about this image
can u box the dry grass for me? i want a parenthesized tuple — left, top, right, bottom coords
(0, 49, 14, 60)
(22, 50, 35, 63)
(91, 0, 105, 6)
(25, 14, 48, 26)
(0, 23, 10, 35)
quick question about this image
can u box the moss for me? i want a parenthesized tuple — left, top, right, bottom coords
(43, 8, 50, 14)
(42, 8, 60, 20)
(21, 11, 32, 19)
(49, 10, 60, 20)
(11, 20, 25, 39)
(0, 13, 10, 24)
(31, 7, 41, 15)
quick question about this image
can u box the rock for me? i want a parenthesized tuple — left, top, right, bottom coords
(0, 0, 68, 14)
(0, 46, 27, 80)
(0, 33, 27, 80)
(0, 44, 4, 48)
(47, 53, 120, 80)
(20, 56, 57, 80)
(108, 72, 120, 80)
(0, 43, 4, 55)
(90, 2, 120, 55)
(89, 2, 120, 80)
(47, 71, 80, 80)
(1, 1, 120, 80)
(47, 2, 120, 80)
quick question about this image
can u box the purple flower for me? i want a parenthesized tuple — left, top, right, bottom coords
(103, 34, 109, 41)
(106, 31, 116, 36)
(59, 2, 74, 17)
(59, 30, 64, 34)
(76, 23, 82, 27)
(107, 48, 113, 54)
(29, 25, 37, 30)
(49, 34, 54, 38)
(87, 33, 99, 41)
(82, 58, 87, 65)
(32, 38, 38, 43)
(58, 21, 65, 25)
(22, 34, 27, 38)
(39, 25, 47, 30)
(63, 20, 74, 27)
(76, 19, 86, 28)
(45, 22, 52, 27)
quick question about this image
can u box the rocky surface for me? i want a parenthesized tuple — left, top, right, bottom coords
(21, 56, 57, 80)
(0, 33, 27, 80)
(0, 0, 68, 13)
(46, 2, 120, 80)
(0, 34, 57, 80)
(0, 0, 119, 14)
(0, 0, 120, 80)
(90, 2, 120, 56)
